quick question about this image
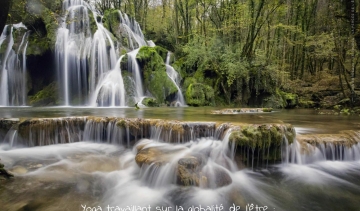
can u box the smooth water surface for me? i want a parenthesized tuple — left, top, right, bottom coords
(0, 107, 358, 134)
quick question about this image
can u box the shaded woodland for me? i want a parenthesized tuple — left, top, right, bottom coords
(91, 0, 360, 108)
(3, 0, 360, 108)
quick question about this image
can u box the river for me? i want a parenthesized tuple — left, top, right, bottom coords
(0, 107, 359, 211)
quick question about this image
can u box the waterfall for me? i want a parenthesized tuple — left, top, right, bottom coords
(118, 11, 147, 49)
(90, 56, 126, 106)
(55, 0, 154, 106)
(165, 52, 186, 106)
(55, 0, 93, 106)
(284, 132, 360, 164)
(56, 0, 119, 106)
(127, 49, 144, 102)
(0, 24, 29, 106)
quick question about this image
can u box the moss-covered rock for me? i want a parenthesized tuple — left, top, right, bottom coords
(142, 97, 159, 107)
(185, 83, 214, 106)
(280, 91, 298, 108)
(88, 11, 98, 35)
(29, 82, 59, 106)
(0, 159, 14, 180)
(154, 46, 168, 62)
(263, 89, 298, 109)
(103, 9, 141, 50)
(229, 124, 295, 162)
(137, 46, 177, 103)
(103, 9, 121, 38)
(9, 0, 62, 55)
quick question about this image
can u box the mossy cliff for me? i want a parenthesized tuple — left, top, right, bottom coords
(7, 0, 62, 56)
(136, 46, 177, 104)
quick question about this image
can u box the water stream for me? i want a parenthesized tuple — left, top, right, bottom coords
(0, 24, 29, 106)
(166, 52, 186, 107)
(0, 109, 359, 210)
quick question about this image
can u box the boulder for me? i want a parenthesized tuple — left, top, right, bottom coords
(0, 160, 14, 179)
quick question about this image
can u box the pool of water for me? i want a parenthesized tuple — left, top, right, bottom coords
(0, 107, 359, 134)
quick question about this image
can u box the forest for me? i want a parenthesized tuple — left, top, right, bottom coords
(1, 0, 360, 109)
(94, 0, 360, 108)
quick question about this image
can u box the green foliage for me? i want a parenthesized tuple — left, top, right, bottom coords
(262, 108, 273, 112)
(6, 0, 63, 55)
(154, 46, 168, 62)
(279, 91, 298, 108)
(185, 83, 214, 106)
(178, 36, 283, 106)
(333, 105, 342, 111)
(142, 97, 159, 107)
(340, 108, 350, 115)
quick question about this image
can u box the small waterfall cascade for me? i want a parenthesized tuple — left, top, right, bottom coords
(0, 24, 29, 106)
(127, 48, 144, 102)
(55, 0, 153, 106)
(90, 55, 126, 106)
(165, 52, 186, 106)
(137, 128, 236, 189)
(118, 11, 147, 49)
(55, 0, 93, 106)
(283, 131, 360, 165)
(0, 117, 228, 147)
(2, 117, 86, 147)
(56, 0, 119, 106)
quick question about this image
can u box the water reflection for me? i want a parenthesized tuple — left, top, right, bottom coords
(0, 107, 358, 134)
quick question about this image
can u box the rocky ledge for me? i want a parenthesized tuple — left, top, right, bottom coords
(212, 108, 273, 114)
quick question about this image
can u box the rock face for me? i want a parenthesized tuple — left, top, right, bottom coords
(176, 157, 232, 188)
(176, 157, 203, 186)
(0, 160, 14, 180)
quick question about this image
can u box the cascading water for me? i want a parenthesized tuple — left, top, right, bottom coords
(284, 138, 360, 165)
(1, 117, 360, 210)
(0, 24, 29, 106)
(55, 0, 93, 106)
(90, 56, 126, 106)
(118, 11, 148, 49)
(55, 0, 154, 106)
(165, 52, 186, 106)
(127, 48, 144, 102)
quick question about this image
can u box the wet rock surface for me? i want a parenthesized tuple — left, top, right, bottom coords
(212, 108, 273, 114)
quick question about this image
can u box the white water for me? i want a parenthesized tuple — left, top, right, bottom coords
(55, 0, 160, 107)
(165, 52, 186, 106)
(1, 119, 360, 210)
(2, 0, 185, 108)
(90, 56, 126, 107)
(118, 11, 147, 49)
(55, 0, 93, 106)
(0, 25, 29, 106)
(285, 138, 360, 165)
(127, 48, 144, 102)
